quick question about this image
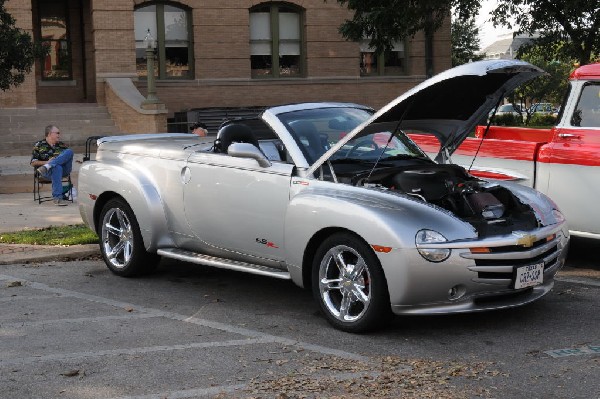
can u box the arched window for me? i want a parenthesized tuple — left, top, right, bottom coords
(250, 3, 304, 78)
(134, 3, 192, 79)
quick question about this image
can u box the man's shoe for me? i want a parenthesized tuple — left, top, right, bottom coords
(37, 165, 48, 176)
(53, 198, 68, 206)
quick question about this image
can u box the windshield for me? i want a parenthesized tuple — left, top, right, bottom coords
(278, 107, 428, 165)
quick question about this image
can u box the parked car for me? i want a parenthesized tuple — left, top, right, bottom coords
(529, 102, 557, 116)
(489, 103, 524, 123)
(79, 60, 569, 332)
(496, 103, 523, 117)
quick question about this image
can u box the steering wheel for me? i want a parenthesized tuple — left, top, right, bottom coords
(345, 139, 378, 158)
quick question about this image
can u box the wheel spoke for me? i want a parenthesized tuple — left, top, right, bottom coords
(348, 259, 366, 281)
(116, 210, 128, 230)
(332, 249, 346, 274)
(339, 291, 353, 320)
(320, 277, 342, 291)
(123, 241, 133, 263)
(108, 239, 126, 260)
(351, 283, 369, 304)
(104, 223, 121, 237)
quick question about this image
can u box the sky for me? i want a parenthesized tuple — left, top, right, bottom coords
(476, 0, 514, 49)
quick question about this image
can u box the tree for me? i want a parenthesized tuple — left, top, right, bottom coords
(451, 15, 484, 66)
(0, 0, 44, 91)
(334, 0, 599, 68)
(491, 0, 600, 65)
(513, 43, 573, 107)
(333, 0, 480, 56)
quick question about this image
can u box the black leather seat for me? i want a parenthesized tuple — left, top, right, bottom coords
(214, 123, 260, 153)
(290, 120, 328, 161)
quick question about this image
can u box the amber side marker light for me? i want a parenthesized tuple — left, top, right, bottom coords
(547, 234, 556, 242)
(470, 247, 491, 254)
(372, 245, 392, 253)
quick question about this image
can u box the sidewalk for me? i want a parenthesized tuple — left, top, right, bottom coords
(0, 192, 99, 264)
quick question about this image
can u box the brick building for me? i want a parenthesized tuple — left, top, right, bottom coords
(0, 0, 451, 153)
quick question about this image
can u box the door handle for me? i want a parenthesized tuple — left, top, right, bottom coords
(558, 133, 581, 139)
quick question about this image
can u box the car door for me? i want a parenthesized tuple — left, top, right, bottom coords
(182, 151, 295, 261)
(537, 82, 600, 236)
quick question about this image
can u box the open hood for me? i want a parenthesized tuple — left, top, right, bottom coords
(308, 60, 543, 175)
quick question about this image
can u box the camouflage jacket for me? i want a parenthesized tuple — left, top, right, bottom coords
(31, 140, 69, 163)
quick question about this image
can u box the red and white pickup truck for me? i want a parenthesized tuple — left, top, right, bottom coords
(410, 63, 600, 239)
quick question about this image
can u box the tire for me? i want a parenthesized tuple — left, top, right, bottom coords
(312, 232, 391, 333)
(98, 198, 160, 277)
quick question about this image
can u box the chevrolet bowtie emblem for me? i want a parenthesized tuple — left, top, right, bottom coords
(514, 232, 536, 248)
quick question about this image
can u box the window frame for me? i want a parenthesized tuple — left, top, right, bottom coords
(38, 0, 72, 81)
(134, 2, 194, 80)
(360, 39, 408, 77)
(249, 3, 305, 79)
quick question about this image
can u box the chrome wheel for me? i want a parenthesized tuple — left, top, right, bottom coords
(318, 244, 371, 323)
(312, 233, 390, 332)
(101, 207, 134, 269)
(98, 198, 160, 276)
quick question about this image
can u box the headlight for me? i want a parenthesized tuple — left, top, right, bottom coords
(416, 229, 451, 262)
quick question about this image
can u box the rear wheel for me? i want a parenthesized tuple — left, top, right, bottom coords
(312, 232, 391, 332)
(98, 198, 160, 276)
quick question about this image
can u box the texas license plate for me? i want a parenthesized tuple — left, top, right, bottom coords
(514, 263, 544, 289)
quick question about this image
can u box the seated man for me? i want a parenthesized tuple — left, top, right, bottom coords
(30, 125, 74, 206)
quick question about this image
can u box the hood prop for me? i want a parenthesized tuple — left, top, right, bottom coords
(364, 99, 415, 184)
(468, 93, 506, 173)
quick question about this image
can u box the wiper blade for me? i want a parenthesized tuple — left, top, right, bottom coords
(381, 153, 430, 161)
(329, 158, 375, 164)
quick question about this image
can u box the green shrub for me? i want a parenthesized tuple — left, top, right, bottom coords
(528, 113, 557, 126)
(491, 113, 524, 126)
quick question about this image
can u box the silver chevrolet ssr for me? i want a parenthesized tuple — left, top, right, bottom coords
(79, 60, 569, 332)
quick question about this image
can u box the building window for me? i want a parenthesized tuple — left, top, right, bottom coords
(135, 3, 192, 79)
(360, 40, 406, 77)
(39, 0, 71, 80)
(250, 4, 303, 78)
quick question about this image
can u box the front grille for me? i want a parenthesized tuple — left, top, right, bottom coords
(465, 235, 562, 286)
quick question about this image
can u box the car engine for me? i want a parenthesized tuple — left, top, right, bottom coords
(349, 164, 540, 237)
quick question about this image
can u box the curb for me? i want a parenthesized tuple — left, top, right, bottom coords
(0, 244, 100, 265)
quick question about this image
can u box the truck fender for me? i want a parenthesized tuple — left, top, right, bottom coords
(79, 161, 174, 252)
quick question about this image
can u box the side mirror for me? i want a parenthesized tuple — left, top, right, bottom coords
(227, 142, 271, 168)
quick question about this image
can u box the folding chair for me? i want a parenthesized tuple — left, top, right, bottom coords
(33, 168, 74, 204)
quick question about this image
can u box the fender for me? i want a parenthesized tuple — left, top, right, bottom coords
(78, 160, 174, 252)
(283, 184, 476, 288)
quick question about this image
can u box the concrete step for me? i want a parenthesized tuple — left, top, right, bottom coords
(0, 103, 120, 156)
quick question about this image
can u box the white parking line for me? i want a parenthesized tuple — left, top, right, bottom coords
(0, 313, 160, 329)
(0, 338, 276, 366)
(0, 274, 369, 363)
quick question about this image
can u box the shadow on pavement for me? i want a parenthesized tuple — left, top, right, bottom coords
(567, 236, 600, 270)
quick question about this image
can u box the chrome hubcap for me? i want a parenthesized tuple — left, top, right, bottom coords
(319, 245, 371, 322)
(101, 208, 133, 269)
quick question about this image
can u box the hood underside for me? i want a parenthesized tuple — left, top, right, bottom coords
(309, 60, 544, 175)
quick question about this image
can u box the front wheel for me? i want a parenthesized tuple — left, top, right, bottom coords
(98, 198, 160, 277)
(312, 232, 391, 333)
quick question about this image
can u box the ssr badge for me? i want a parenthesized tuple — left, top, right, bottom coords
(256, 238, 279, 248)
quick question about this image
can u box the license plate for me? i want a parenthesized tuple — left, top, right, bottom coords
(514, 263, 544, 289)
